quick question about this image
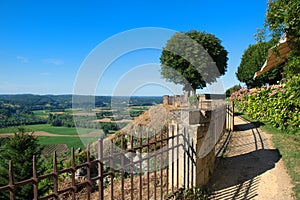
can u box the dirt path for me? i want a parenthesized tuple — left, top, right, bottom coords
(209, 116, 294, 200)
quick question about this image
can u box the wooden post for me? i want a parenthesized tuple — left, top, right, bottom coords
(232, 101, 234, 131)
(86, 144, 91, 200)
(32, 155, 38, 200)
(9, 160, 15, 200)
(98, 139, 104, 200)
(53, 151, 58, 199)
(71, 147, 76, 199)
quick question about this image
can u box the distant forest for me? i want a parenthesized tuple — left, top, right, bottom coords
(0, 94, 162, 128)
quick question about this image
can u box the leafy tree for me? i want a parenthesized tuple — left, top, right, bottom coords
(160, 30, 228, 95)
(48, 113, 75, 127)
(129, 109, 144, 117)
(236, 40, 283, 88)
(0, 104, 47, 128)
(99, 122, 120, 134)
(266, 0, 300, 39)
(225, 84, 242, 97)
(0, 128, 43, 200)
(285, 51, 300, 78)
(266, 0, 300, 78)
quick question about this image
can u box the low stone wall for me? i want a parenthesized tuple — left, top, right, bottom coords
(163, 94, 226, 109)
(168, 105, 229, 189)
(163, 94, 188, 107)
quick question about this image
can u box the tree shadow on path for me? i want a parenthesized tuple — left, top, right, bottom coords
(234, 121, 264, 131)
(208, 118, 281, 200)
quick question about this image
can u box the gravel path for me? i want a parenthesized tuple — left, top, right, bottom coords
(209, 116, 294, 200)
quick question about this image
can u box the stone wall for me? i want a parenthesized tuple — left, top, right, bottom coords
(163, 94, 226, 109)
(163, 95, 188, 107)
(168, 106, 228, 189)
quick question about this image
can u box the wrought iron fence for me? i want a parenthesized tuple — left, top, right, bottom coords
(0, 102, 234, 200)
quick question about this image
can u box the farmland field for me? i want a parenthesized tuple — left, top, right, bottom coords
(32, 110, 49, 118)
(38, 136, 96, 149)
(0, 124, 99, 135)
(0, 95, 162, 151)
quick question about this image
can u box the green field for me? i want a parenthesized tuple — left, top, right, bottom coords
(0, 124, 100, 135)
(38, 136, 83, 149)
(32, 110, 49, 118)
(38, 136, 97, 149)
(0, 124, 103, 150)
(0, 106, 147, 151)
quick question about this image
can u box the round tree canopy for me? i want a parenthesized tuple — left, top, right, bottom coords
(160, 30, 228, 94)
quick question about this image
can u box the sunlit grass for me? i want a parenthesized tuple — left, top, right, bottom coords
(38, 136, 83, 149)
(38, 136, 98, 149)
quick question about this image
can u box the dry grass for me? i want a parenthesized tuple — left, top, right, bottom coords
(57, 170, 169, 200)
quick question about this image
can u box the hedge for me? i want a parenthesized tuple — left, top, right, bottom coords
(231, 75, 300, 133)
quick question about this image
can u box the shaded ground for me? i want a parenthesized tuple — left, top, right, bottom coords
(209, 116, 294, 200)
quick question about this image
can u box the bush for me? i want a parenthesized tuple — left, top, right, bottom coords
(0, 128, 47, 199)
(129, 109, 144, 117)
(231, 76, 300, 133)
(168, 187, 208, 199)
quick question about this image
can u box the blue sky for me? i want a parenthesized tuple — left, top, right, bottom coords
(0, 0, 268, 96)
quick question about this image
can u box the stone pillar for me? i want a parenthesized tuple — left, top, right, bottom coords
(225, 101, 234, 131)
(183, 91, 190, 107)
(174, 95, 181, 107)
(163, 95, 169, 106)
(168, 109, 216, 190)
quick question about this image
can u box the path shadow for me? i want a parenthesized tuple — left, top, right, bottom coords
(234, 121, 264, 131)
(209, 149, 281, 199)
(209, 117, 280, 199)
(211, 149, 281, 188)
(234, 112, 243, 116)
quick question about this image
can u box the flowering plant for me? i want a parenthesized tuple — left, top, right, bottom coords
(231, 75, 300, 133)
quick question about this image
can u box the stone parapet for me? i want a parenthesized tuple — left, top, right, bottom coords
(168, 106, 227, 189)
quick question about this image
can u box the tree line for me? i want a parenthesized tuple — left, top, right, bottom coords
(0, 103, 47, 128)
(236, 0, 300, 88)
(0, 95, 160, 129)
(48, 113, 127, 134)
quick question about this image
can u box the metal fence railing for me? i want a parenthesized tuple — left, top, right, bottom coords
(0, 102, 234, 200)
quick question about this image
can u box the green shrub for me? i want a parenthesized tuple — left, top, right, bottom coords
(168, 187, 208, 199)
(0, 128, 47, 199)
(231, 76, 300, 133)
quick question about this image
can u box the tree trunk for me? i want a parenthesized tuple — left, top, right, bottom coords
(192, 88, 196, 95)
(184, 90, 190, 97)
(184, 90, 190, 106)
